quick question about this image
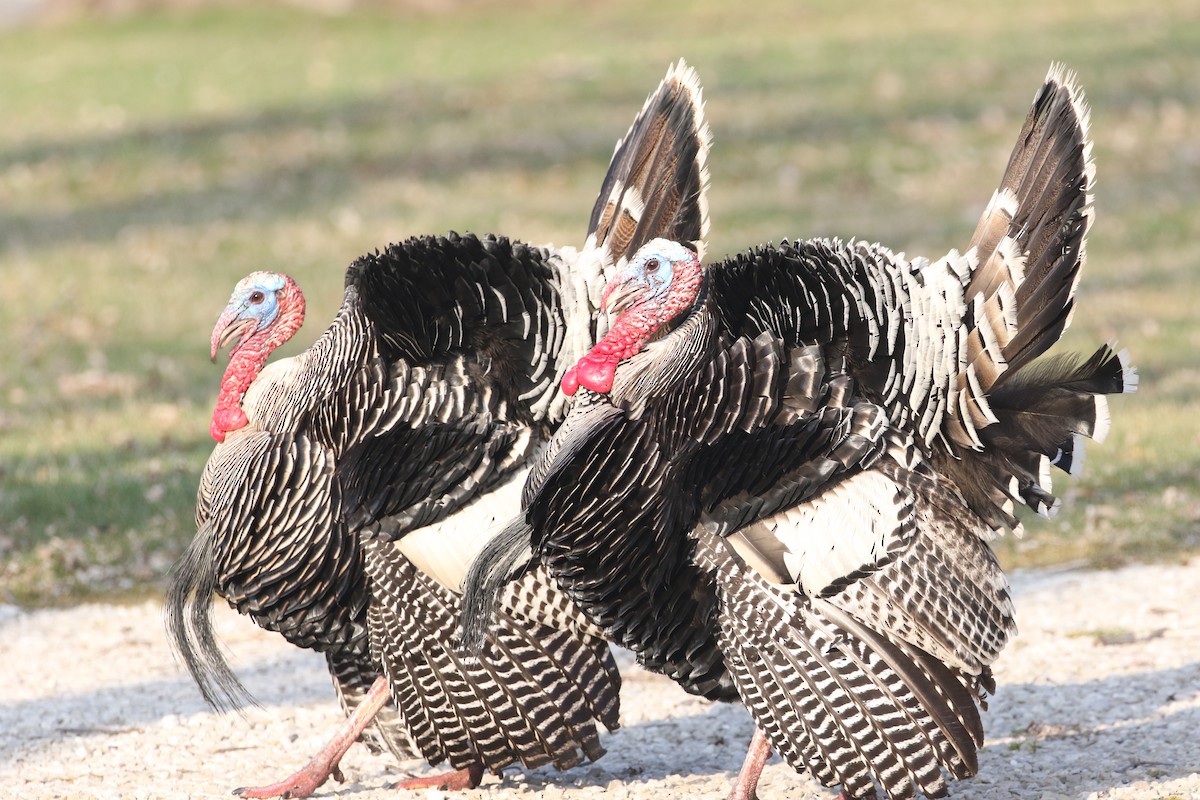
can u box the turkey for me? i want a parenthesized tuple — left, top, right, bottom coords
(463, 64, 1137, 800)
(165, 60, 712, 798)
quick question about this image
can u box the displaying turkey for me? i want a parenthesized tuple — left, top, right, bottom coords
(165, 60, 712, 798)
(463, 64, 1136, 800)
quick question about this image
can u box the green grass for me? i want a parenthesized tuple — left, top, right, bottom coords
(2, 0, 1197, 605)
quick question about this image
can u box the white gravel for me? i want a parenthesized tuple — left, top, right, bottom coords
(2, 560, 1198, 800)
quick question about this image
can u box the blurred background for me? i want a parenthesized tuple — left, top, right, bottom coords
(0, 0, 1196, 606)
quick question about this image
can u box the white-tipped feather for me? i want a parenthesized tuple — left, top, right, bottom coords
(668, 59, 712, 262)
(1091, 394, 1112, 444)
(1068, 434, 1087, 478)
(1037, 454, 1052, 496)
(1118, 347, 1140, 393)
(982, 187, 1020, 224)
(1044, 497, 1061, 519)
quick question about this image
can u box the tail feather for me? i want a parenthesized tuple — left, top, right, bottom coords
(584, 59, 712, 269)
(482, 621, 609, 767)
(949, 344, 1137, 528)
(940, 65, 1135, 527)
(953, 64, 1095, 435)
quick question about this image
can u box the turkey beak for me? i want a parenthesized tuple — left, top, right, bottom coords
(210, 311, 257, 362)
(601, 277, 646, 317)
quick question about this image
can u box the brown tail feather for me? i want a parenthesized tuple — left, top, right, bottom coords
(945, 344, 1136, 528)
(583, 59, 712, 269)
(941, 66, 1135, 527)
(949, 63, 1096, 452)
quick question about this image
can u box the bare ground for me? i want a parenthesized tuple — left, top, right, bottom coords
(2, 560, 1198, 800)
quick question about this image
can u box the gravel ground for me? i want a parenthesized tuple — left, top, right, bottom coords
(3, 560, 1198, 800)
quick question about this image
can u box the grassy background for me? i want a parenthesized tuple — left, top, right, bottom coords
(1, 0, 1196, 605)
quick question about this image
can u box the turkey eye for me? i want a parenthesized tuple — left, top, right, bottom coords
(249, 291, 265, 304)
(644, 258, 660, 274)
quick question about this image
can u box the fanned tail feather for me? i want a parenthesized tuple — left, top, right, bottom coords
(584, 59, 712, 268)
(942, 64, 1135, 527)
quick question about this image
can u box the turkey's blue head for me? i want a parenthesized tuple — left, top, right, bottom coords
(602, 238, 700, 317)
(563, 238, 703, 396)
(210, 272, 302, 362)
(208, 271, 306, 442)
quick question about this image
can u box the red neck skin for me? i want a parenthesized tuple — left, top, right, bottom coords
(562, 264, 703, 397)
(210, 281, 305, 442)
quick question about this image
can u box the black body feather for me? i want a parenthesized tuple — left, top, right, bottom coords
(167, 60, 714, 780)
(463, 64, 1135, 799)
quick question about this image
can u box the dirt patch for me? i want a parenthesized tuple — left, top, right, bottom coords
(2, 560, 1198, 799)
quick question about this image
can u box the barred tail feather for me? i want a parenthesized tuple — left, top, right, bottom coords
(722, 593, 987, 799)
(948, 344, 1137, 528)
(948, 64, 1095, 453)
(942, 65, 1136, 527)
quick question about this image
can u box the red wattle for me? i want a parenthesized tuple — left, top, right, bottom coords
(562, 355, 617, 396)
(562, 366, 581, 396)
(576, 355, 615, 394)
(210, 404, 249, 442)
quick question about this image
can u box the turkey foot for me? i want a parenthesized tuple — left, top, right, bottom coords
(389, 761, 484, 792)
(728, 727, 772, 800)
(234, 675, 391, 799)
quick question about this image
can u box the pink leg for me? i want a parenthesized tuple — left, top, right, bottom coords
(235, 675, 392, 799)
(728, 727, 773, 800)
(389, 760, 485, 791)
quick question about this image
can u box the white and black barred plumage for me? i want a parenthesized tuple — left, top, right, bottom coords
(167, 60, 712, 785)
(464, 64, 1135, 799)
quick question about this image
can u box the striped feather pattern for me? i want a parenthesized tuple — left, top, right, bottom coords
(365, 539, 618, 773)
(170, 59, 713, 785)
(933, 66, 1136, 529)
(586, 60, 711, 268)
(460, 64, 1133, 800)
(199, 430, 366, 658)
(325, 651, 417, 760)
(696, 530, 986, 800)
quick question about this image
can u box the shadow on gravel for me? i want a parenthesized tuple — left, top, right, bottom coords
(0, 646, 332, 764)
(3, 652, 1197, 796)
(488, 661, 1200, 796)
(974, 660, 1200, 796)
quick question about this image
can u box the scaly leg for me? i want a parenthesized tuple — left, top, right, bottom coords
(728, 727, 772, 800)
(389, 760, 485, 791)
(235, 675, 392, 799)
